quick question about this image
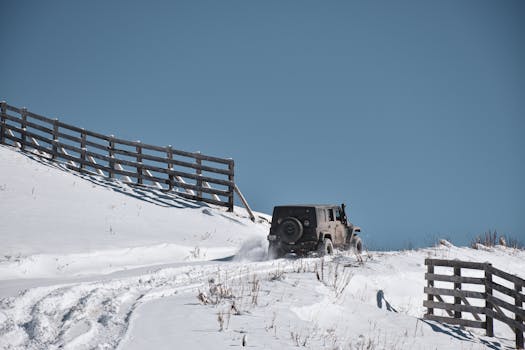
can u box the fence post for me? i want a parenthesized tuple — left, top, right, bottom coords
(0, 101, 6, 144)
(80, 129, 86, 170)
(485, 263, 494, 337)
(20, 107, 27, 151)
(167, 145, 174, 191)
(108, 135, 115, 179)
(516, 282, 524, 349)
(427, 261, 434, 316)
(136, 142, 143, 185)
(454, 266, 462, 319)
(52, 119, 59, 159)
(196, 152, 202, 200)
(228, 159, 234, 212)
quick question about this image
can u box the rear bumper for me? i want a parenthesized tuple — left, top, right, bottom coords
(268, 236, 318, 254)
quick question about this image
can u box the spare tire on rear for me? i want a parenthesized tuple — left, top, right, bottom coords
(278, 217, 303, 243)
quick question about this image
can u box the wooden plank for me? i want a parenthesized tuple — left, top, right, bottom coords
(427, 264, 435, 316)
(490, 266, 525, 287)
(143, 169, 163, 189)
(0, 101, 6, 144)
(487, 295, 525, 319)
(80, 130, 86, 170)
(108, 137, 115, 179)
(20, 108, 27, 151)
(5, 104, 22, 114)
(4, 133, 51, 155)
(83, 138, 108, 151)
(86, 156, 105, 176)
(175, 176, 195, 196)
(4, 131, 23, 148)
(516, 283, 524, 350)
(425, 273, 485, 285)
(423, 300, 486, 315)
(423, 314, 485, 329)
(112, 137, 167, 153)
(57, 131, 82, 144)
(454, 266, 462, 319)
(425, 259, 488, 270)
(26, 109, 55, 123)
(115, 163, 132, 183)
(59, 153, 116, 177)
(203, 181, 221, 201)
(136, 144, 143, 185)
(434, 295, 454, 317)
(111, 147, 232, 175)
(424, 287, 485, 300)
(234, 184, 256, 222)
(514, 283, 525, 349)
(52, 119, 58, 160)
(169, 190, 230, 208)
(4, 114, 54, 136)
(196, 155, 203, 199)
(228, 160, 234, 212)
(485, 309, 525, 332)
(2, 113, 23, 124)
(455, 288, 481, 321)
(167, 146, 174, 191)
(58, 121, 112, 142)
(486, 265, 494, 337)
(4, 124, 53, 146)
(29, 137, 49, 157)
(491, 281, 525, 303)
(56, 120, 85, 134)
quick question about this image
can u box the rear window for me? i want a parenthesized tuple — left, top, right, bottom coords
(272, 206, 316, 227)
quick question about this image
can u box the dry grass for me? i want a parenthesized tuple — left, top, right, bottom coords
(470, 229, 524, 250)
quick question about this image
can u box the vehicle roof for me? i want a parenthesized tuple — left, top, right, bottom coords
(274, 204, 340, 209)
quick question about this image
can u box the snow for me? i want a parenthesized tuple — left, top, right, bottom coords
(0, 144, 524, 349)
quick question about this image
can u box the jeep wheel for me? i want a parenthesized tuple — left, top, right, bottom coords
(317, 238, 334, 256)
(278, 217, 303, 243)
(350, 236, 363, 254)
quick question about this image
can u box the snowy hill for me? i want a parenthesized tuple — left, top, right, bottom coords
(0, 144, 524, 350)
(0, 145, 269, 279)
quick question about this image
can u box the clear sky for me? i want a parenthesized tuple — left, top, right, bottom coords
(2, 0, 524, 249)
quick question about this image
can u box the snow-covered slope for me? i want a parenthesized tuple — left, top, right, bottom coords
(0, 144, 523, 350)
(0, 145, 269, 279)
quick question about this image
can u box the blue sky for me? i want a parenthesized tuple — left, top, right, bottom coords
(2, 0, 524, 249)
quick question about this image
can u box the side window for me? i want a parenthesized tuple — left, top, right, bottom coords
(317, 209, 325, 222)
(328, 209, 335, 221)
(335, 208, 342, 221)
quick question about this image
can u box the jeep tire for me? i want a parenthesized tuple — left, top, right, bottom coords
(317, 237, 334, 256)
(350, 236, 363, 254)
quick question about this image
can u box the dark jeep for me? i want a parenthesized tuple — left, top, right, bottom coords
(267, 203, 362, 258)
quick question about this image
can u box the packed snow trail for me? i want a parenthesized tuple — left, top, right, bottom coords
(0, 259, 317, 349)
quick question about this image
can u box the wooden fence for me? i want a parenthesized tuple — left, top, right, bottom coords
(0, 101, 255, 220)
(424, 258, 524, 349)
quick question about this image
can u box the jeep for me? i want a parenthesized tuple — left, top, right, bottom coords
(267, 203, 362, 258)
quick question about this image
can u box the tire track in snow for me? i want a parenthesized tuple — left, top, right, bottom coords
(0, 259, 318, 349)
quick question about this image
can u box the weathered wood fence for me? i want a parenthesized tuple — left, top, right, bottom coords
(0, 102, 255, 220)
(424, 258, 524, 349)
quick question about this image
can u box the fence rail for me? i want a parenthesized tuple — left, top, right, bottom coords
(424, 258, 524, 349)
(0, 102, 255, 219)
